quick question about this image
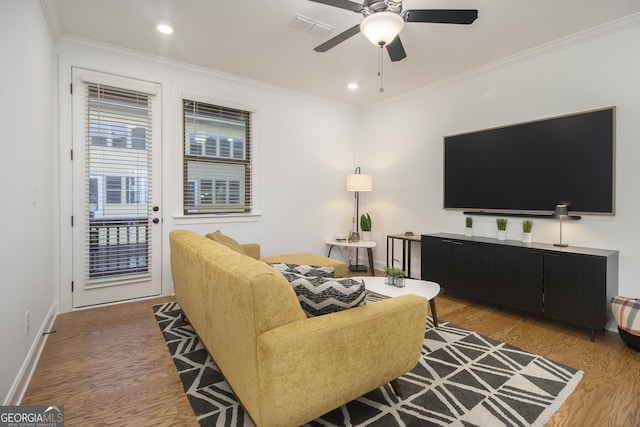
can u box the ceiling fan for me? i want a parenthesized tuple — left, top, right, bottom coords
(309, 0, 478, 62)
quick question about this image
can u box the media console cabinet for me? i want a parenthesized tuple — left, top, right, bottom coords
(421, 233, 618, 340)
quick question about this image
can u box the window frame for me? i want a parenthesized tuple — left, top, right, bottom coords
(181, 98, 253, 215)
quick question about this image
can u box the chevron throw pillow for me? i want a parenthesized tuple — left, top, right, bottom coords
(268, 262, 335, 278)
(280, 271, 366, 317)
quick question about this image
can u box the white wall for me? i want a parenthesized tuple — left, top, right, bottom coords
(0, 0, 56, 403)
(55, 37, 362, 311)
(360, 17, 640, 297)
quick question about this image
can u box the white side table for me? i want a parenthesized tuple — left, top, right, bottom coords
(325, 240, 376, 276)
(363, 276, 440, 326)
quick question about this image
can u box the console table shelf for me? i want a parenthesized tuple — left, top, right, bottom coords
(421, 233, 618, 341)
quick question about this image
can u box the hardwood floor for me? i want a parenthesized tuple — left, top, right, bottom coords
(22, 295, 197, 427)
(22, 279, 640, 426)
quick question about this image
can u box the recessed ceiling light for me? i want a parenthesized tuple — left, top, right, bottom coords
(157, 24, 174, 34)
(347, 83, 358, 90)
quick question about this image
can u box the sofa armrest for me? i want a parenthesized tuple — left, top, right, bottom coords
(241, 243, 260, 259)
(256, 294, 428, 426)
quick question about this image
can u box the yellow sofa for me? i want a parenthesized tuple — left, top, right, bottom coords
(169, 230, 429, 427)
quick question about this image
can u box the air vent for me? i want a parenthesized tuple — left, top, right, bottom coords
(289, 13, 334, 36)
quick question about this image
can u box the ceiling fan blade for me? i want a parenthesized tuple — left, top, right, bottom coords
(314, 24, 361, 52)
(386, 36, 407, 62)
(403, 9, 478, 25)
(307, 0, 362, 13)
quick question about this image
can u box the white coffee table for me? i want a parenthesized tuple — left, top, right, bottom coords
(363, 276, 440, 327)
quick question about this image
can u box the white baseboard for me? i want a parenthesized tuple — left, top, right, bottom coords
(3, 300, 59, 405)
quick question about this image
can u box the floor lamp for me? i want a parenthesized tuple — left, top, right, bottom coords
(346, 167, 373, 272)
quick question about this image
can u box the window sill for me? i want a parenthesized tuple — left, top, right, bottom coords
(173, 213, 261, 226)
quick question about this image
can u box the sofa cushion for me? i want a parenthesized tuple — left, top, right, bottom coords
(205, 230, 247, 255)
(267, 262, 335, 278)
(280, 272, 366, 317)
(260, 253, 348, 278)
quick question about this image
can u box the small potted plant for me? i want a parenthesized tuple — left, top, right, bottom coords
(360, 213, 372, 241)
(465, 217, 473, 237)
(522, 220, 533, 243)
(496, 218, 507, 240)
(383, 265, 405, 288)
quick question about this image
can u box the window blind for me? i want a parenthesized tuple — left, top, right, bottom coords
(85, 83, 153, 280)
(183, 99, 252, 214)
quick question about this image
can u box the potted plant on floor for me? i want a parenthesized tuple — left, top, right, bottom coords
(522, 220, 533, 243)
(383, 265, 405, 288)
(496, 218, 508, 240)
(360, 213, 372, 241)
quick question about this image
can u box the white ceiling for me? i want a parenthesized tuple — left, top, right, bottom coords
(45, 0, 640, 107)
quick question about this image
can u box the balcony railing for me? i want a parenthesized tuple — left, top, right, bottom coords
(89, 217, 149, 279)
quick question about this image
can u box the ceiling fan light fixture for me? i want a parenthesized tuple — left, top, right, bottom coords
(360, 11, 404, 46)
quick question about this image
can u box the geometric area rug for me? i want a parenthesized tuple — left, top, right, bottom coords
(153, 301, 583, 427)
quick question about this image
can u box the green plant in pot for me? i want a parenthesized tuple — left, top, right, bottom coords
(383, 265, 405, 288)
(360, 213, 372, 240)
(360, 213, 371, 231)
(465, 217, 473, 236)
(496, 218, 507, 240)
(522, 220, 533, 243)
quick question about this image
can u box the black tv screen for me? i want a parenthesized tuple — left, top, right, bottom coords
(444, 107, 615, 215)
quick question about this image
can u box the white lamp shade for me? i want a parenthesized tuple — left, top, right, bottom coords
(360, 12, 405, 46)
(346, 173, 373, 192)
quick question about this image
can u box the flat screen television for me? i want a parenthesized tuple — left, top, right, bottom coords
(443, 107, 615, 215)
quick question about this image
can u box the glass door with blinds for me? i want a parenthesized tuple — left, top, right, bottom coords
(71, 68, 162, 308)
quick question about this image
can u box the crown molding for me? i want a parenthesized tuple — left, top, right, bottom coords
(39, 0, 63, 41)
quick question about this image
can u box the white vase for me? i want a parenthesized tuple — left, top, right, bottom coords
(497, 230, 506, 240)
(464, 227, 473, 237)
(361, 231, 372, 241)
(522, 232, 532, 243)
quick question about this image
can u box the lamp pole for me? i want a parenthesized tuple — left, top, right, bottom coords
(346, 167, 372, 271)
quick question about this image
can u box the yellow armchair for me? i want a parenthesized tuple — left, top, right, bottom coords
(207, 230, 348, 277)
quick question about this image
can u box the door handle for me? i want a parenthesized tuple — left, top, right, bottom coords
(152, 206, 159, 212)
(152, 218, 160, 224)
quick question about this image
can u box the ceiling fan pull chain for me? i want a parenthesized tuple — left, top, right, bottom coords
(378, 46, 384, 93)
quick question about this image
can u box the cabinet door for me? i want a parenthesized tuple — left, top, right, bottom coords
(544, 253, 607, 329)
(422, 237, 500, 301)
(496, 247, 543, 314)
(454, 241, 497, 302)
(421, 236, 453, 286)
